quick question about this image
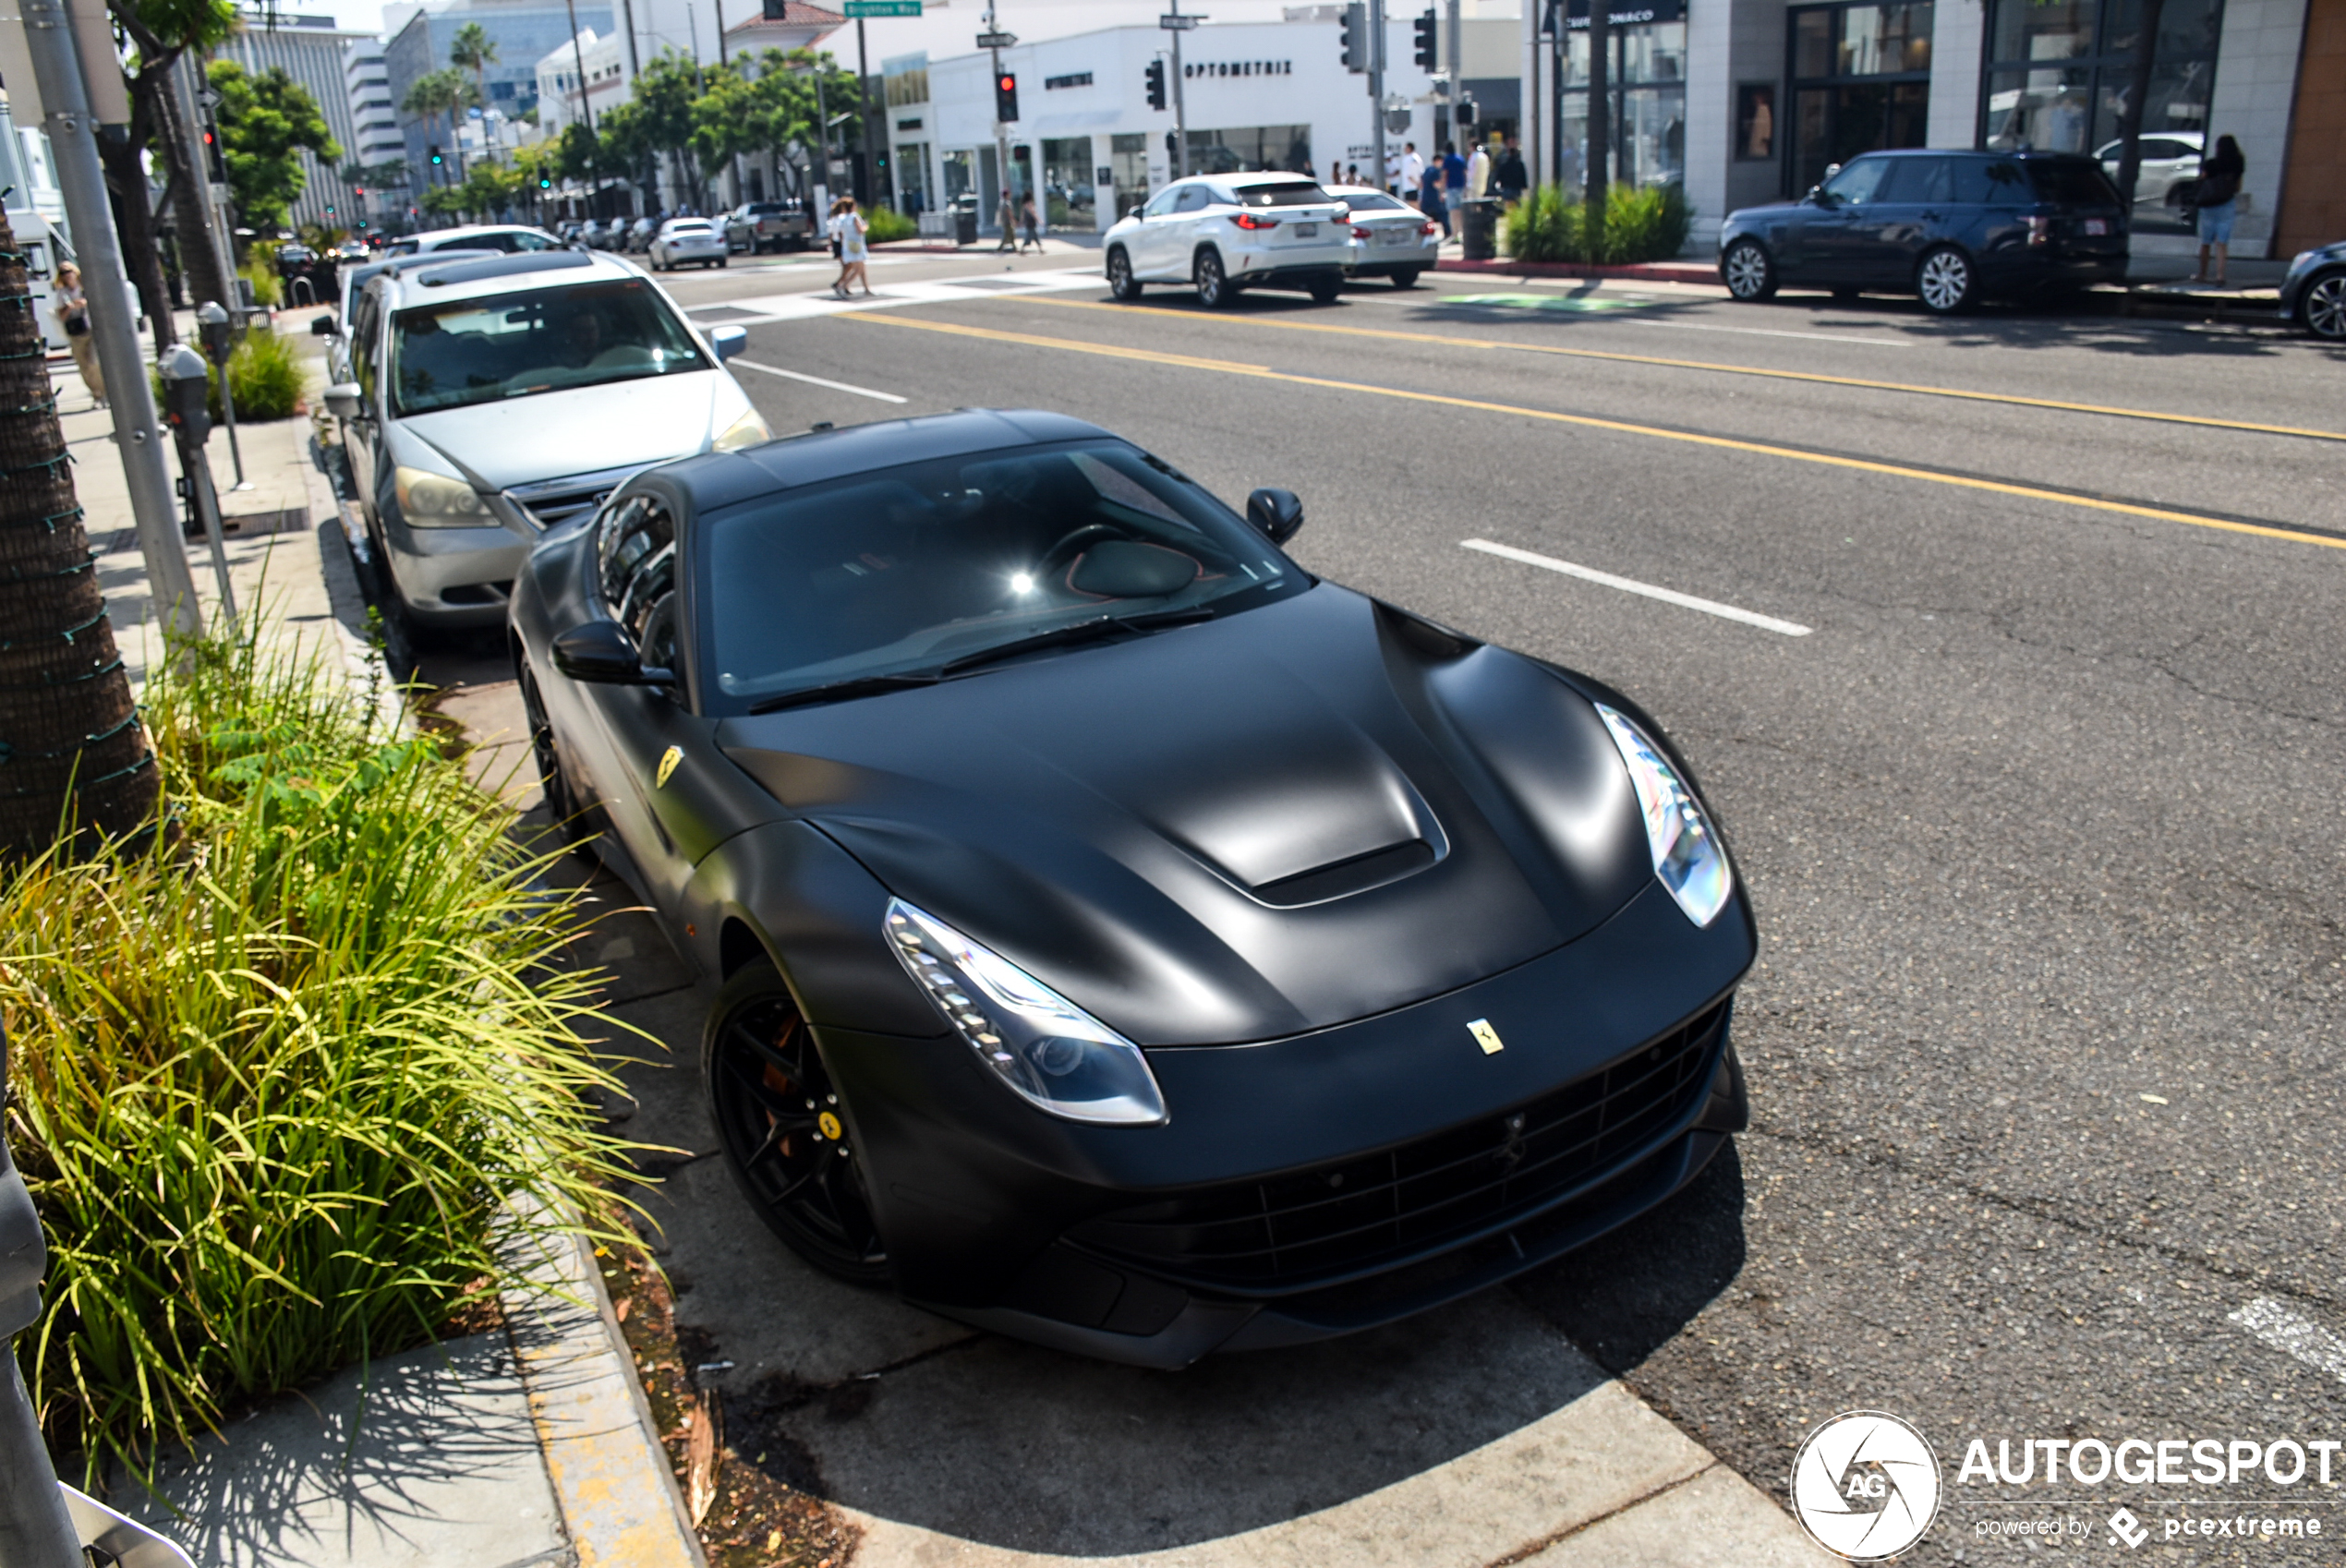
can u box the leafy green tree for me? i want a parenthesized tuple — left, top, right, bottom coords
(208, 60, 342, 236)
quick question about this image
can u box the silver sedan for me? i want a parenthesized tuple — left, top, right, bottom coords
(1329, 186, 1443, 289)
(650, 218, 730, 271)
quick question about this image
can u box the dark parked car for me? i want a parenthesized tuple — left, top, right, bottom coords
(510, 408, 1756, 1367)
(1719, 149, 2128, 314)
(2279, 240, 2346, 341)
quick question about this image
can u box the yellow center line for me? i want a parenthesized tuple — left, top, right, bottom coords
(1017, 296, 2346, 444)
(841, 312, 2346, 554)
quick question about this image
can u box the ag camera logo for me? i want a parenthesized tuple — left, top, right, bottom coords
(1790, 1410, 1943, 1561)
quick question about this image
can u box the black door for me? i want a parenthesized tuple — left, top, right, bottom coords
(1846, 154, 1955, 285)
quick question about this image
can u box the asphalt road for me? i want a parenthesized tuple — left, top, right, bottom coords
(459, 247, 2346, 1562)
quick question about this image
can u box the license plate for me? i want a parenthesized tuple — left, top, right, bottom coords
(2084, 219, 2108, 235)
(1379, 228, 1411, 245)
(1293, 223, 1318, 237)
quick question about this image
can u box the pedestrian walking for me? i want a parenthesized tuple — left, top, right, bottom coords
(1400, 141, 1425, 196)
(1495, 135, 1529, 206)
(1420, 160, 1449, 236)
(2190, 133, 2244, 287)
(1346, 162, 1361, 187)
(834, 198, 872, 297)
(1466, 139, 1492, 200)
(1019, 193, 1043, 253)
(51, 263, 102, 408)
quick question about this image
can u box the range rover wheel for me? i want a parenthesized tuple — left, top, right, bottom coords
(1917, 246, 1978, 315)
(1721, 238, 1776, 301)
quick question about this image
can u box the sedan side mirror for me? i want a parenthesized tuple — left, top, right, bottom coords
(1806, 185, 1832, 206)
(309, 313, 337, 337)
(323, 381, 362, 420)
(1246, 487, 1304, 545)
(552, 620, 676, 687)
(708, 323, 747, 362)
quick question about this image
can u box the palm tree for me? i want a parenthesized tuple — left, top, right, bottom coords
(402, 70, 478, 185)
(0, 210, 155, 852)
(449, 24, 501, 164)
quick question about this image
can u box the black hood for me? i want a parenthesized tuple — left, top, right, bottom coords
(719, 585, 1655, 1045)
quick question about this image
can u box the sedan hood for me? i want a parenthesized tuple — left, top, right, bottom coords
(398, 370, 733, 490)
(719, 585, 1657, 1045)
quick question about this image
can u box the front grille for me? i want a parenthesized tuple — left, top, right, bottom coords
(1071, 1001, 1729, 1290)
(506, 464, 647, 531)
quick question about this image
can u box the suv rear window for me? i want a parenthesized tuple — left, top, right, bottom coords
(1232, 183, 1332, 208)
(2025, 160, 2122, 206)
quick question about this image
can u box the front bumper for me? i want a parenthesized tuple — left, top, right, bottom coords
(820, 878, 1757, 1366)
(375, 510, 530, 627)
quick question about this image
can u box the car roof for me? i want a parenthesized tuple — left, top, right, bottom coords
(373, 247, 629, 307)
(407, 223, 555, 246)
(1855, 147, 2100, 163)
(655, 408, 1118, 514)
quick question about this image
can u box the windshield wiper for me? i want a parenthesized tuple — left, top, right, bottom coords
(745, 671, 942, 715)
(936, 606, 1219, 677)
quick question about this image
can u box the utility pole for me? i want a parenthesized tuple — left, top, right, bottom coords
(1165, 0, 1189, 177)
(982, 0, 1013, 237)
(19, 0, 204, 635)
(855, 15, 877, 206)
(1368, 0, 1385, 193)
(1445, 0, 1460, 152)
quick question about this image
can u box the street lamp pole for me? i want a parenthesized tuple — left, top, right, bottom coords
(1166, 0, 1189, 178)
(985, 0, 1013, 239)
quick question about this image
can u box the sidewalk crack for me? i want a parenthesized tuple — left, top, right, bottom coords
(1481, 1462, 1720, 1568)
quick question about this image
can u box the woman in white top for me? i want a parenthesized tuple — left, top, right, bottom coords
(52, 262, 103, 407)
(833, 198, 871, 298)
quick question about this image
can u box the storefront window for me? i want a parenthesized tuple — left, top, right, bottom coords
(1185, 125, 1313, 175)
(1110, 132, 1151, 215)
(1979, 0, 2220, 233)
(1786, 2, 1934, 194)
(895, 143, 930, 213)
(940, 149, 974, 204)
(1042, 137, 1094, 226)
(1556, 15, 1690, 191)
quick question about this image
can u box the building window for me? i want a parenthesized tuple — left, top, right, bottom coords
(1041, 136, 1094, 224)
(896, 141, 930, 211)
(1045, 72, 1092, 90)
(1110, 131, 1151, 213)
(1554, 4, 1689, 193)
(1784, 2, 1933, 195)
(1736, 81, 1776, 159)
(1979, 0, 2219, 232)
(1183, 124, 1313, 175)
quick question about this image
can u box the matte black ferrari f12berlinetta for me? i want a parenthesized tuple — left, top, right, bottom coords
(510, 409, 1756, 1367)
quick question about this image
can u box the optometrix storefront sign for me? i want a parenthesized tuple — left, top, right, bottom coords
(1184, 59, 1296, 78)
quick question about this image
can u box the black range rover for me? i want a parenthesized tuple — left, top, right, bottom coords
(1718, 149, 2128, 314)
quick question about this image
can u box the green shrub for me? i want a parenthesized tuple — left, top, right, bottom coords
(1504, 182, 1691, 265)
(2, 626, 640, 1482)
(146, 328, 308, 426)
(237, 257, 283, 308)
(865, 205, 917, 244)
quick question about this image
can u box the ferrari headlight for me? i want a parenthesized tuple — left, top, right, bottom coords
(393, 464, 491, 527)
(1596, 704, 1733, 928)
(712, 406, 770, 452)
(885, 899, 1167, 1127)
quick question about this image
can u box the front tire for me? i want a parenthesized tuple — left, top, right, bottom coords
(1195, 247, 1235, 308)
(704, 959, 891, 1285)
(1721, 238, 1777, 301)
(517, 661, 594, 858)
(1106, 246, 1143, 300)
(2299, 268, 2346, 341)
(1917, 245, 1977, 314)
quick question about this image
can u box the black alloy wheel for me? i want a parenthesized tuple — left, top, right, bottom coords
(1917, 245, 1978, 315)
(1195, 248, 1235, 308)
(1721, 238, 1776, 301)
(1391, 268, 1421, 288)
(1106, 247, 1143, 301)
(2301, 269, 2346, 342)
(704, 959, 891, 1285)
(518, 661, 593, 856)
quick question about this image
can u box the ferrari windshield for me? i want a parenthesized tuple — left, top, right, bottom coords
(700, 440, 1304, 709)
(389, 278, 707, 415)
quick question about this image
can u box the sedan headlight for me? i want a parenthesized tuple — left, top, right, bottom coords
(885, 899, 1167, 1127)
(712, 406, 770, 452)
(393, 464, 492, 527)
(1595, 704, 1733, 928)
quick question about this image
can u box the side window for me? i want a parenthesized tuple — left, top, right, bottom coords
(1876, 158, 1943, 203)
(348, 293, 381, 399)
(1976, 160, 2030, 206)
(1821, 156, 1890, 205)
(1173, 185, 1212, 214)
(514, 232, 557, 251)
(1143, 186, 1182, 218)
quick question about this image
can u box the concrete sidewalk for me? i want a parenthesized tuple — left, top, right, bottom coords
(56, 327, 704, 1568)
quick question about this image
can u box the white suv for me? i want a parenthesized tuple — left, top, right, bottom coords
(1104, 174, 1353, 308)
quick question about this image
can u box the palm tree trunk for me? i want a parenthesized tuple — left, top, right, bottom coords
(0, 209, 157, 854)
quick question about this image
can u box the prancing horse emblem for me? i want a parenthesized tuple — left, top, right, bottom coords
(1468, 1018, 1505, 1055)
(655, 745, 683, 789)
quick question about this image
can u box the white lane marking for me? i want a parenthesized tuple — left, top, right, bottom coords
(1461, 538, 1814, 637)
(732, 359, 908, 404)
(2230, 1297, 2346, 1387)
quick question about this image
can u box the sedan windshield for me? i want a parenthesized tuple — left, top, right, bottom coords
(390, 278, 707, 415)
(700, 440, 1305, 711)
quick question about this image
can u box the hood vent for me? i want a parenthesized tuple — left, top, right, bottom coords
(1252, 839, 1436, 907)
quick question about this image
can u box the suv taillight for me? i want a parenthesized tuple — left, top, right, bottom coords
(2027, 215, 2051, 247)
(1232, 211, 1280, 230)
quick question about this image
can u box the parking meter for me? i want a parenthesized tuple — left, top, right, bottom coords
(195, 299, 233, 367)
(158, 343, 211, 446)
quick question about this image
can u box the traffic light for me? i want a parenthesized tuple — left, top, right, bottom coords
(539, 175, 552, 188)
(994, 70, 1019, 124)
(1414, 9, 1438, 70)
(202, 127, 224, 182)
(1456, 98, 1477, 127)
(1144, 58, 1166, 111)
(1340, 2, 1368, 72)
(429, 144, 443, 166)
(324, 203, 335, 217)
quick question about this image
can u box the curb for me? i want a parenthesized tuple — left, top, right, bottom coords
(1436, 258, 1722, 284)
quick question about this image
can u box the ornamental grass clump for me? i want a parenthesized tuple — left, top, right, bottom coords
(1504, 182, 1692, 265)
(0, 627, 639, 1482)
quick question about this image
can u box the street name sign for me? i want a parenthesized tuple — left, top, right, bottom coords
(1159, 12, 1201, 27)
(845, 0, 921, 14)
(976, 29, 1017, 46)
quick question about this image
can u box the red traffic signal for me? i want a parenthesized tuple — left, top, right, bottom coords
(994, 71, 1019, 123)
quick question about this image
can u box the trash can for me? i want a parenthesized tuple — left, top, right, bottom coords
(1460, 198, 1500, 263)
(951, 195, 979, 247)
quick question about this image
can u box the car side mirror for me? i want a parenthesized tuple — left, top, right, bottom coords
(1246, 487, 1304, 545)
(323, 381, 362, 420)
(1806, 185, 1832, 206)
(552, 620, 675, 687)
(708, 324, 747, 362)
(309, 313, 337, 337)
